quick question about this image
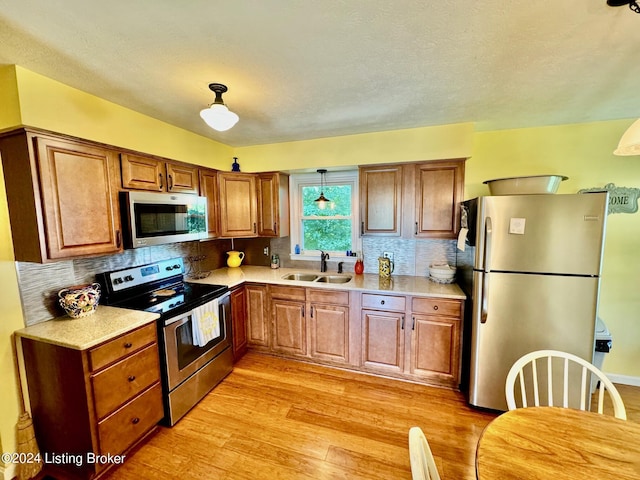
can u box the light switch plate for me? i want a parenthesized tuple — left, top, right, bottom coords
(383, 252, 394, 263)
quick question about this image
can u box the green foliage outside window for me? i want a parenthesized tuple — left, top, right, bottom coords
(301, 185, 352, 251)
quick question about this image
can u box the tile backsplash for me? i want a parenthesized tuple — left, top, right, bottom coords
(16, 239, 232, 326)
(270, 236, 458, 276)
(16, 235, 460, 326)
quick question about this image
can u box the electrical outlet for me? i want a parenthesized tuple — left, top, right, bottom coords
(263, 246, 270, 256)
(383, 251, 394, 263)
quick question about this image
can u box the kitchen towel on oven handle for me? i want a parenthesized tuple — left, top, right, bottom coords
(191, 298, 220, 347)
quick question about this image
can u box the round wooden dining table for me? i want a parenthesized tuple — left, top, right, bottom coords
(476, 406, 640, 479)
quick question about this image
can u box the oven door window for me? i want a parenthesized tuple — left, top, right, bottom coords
(175, 313, 226, 370)
(134, 203, 205, 238)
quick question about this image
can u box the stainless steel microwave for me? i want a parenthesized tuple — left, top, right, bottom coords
(120, 191, 208, 248)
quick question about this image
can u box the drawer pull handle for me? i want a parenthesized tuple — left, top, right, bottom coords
(433, 305, 439, 311)
(124, 342, 133, 348)
(132, 417, 140, 425)
(128, 375, 136, 382)
(380, 300, 385, 305)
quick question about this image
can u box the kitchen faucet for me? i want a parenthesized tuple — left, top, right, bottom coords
(337, 262, 344, 274)
(320, 251, 329, 272)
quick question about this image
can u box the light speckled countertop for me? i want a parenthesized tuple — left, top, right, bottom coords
(187, 266, 466, 299)
(15, 306, 160, 350)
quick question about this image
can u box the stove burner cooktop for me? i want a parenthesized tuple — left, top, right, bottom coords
(97, 258, 228, 319)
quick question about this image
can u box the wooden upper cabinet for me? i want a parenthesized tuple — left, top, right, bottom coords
(218, 172, 258, 237)
(120, 153, 199, 194)
(359, 164, 403, 236)
(0, 130, 123, 262)
(256, 172, 290, 238)
(414, 159, 465, 238)
(198, 168, 220, 238)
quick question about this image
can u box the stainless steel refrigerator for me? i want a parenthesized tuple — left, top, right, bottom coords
(457, 192, 608, 411)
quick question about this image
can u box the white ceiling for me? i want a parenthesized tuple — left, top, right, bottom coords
(1, 1, 639, 147)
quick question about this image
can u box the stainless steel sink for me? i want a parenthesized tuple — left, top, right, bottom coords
(315, 275, 352, 284)
(281, 273, 319, 282)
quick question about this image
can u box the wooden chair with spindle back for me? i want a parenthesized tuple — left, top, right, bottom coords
(505, 349, 626, 420)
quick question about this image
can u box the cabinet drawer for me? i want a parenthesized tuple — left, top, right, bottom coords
(92, 343, 161, 419)
(307, 289, 349, 306)
(89, 323, 157, 371)
(98, 383, 163, 456)
(270, 285, 306, 301)
(412, 297, 462, 317)
(362, 293, 406, 312)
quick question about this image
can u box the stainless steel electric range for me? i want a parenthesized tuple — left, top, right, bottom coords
(97, 257, 232, 426)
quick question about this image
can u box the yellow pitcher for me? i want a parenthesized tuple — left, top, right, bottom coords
(226, 251, 245, 268)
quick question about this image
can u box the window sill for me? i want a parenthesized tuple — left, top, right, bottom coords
(289, 254, 357, 263)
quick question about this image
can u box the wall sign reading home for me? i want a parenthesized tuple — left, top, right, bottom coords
(579, 183, 640, 214)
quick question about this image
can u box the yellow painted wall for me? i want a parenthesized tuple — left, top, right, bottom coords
(0, 66, 22, 127)
(0, 159, 24, 469)
(470, 121, 640, 377)
(235, 122, 474, 171)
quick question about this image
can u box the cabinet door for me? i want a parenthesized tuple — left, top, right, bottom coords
(120, 153, 164, 191)
(199, 169, 220, 238)
(230, 287, 248, 361)
(359, 164, 403, 236)
(36, 137, 122, 259)
(246, 284, 269, 347)
(410, 314, 461, 387)
(272, 300, 306, 356)
(219, 172, 258, 237)
(361, 309, 405, 374)
(414, 160, 464, 238)
(256, 172, 290, 237)
(166, 162, 199, 194)
(310, 303, 349, 364)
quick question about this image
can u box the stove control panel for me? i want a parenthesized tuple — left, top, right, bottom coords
(106, 258, 185, 292)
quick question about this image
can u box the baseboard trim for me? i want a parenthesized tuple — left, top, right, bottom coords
(1, 462, 16, 480)
(607, 373, 640, 387)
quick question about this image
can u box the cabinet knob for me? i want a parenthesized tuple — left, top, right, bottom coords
(124, 342, 133, 348)
(433, 305, 439, 311)
(131, 417, 140, 425)
(380, 300, 385, 305)
(128, 375, 136, 382)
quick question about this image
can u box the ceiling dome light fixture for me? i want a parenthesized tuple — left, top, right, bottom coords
(607, 0, 640, 13)
(314, 169, 331, 209)
(200, 83, 239, 132)
(614, 119, 640, 155)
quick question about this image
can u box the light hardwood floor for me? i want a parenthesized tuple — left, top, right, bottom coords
(104, 352, 640, 480)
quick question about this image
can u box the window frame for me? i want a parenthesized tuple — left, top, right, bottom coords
(289, 170, 360, 261)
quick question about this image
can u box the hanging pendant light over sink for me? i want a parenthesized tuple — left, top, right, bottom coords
(314, 169, 331, 209)
(200, 83, 239, 132)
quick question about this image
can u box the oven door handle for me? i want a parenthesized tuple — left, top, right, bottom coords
(163, 291, 230, 327)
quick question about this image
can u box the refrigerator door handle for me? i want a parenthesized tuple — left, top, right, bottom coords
(481, 216, 493, 323)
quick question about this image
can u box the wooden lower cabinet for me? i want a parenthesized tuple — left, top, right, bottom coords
(20, 323, 163, 479)
(362, 310, 405, 374)
(245, 283, 463, 390)
(230, 286, 248, 361)
(246, 284, 269, 348)
(360, 293, 463, 388)
(270, 286, 306, 357)
(409, 297, 463, 388)
(308, 289, 350, 365)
